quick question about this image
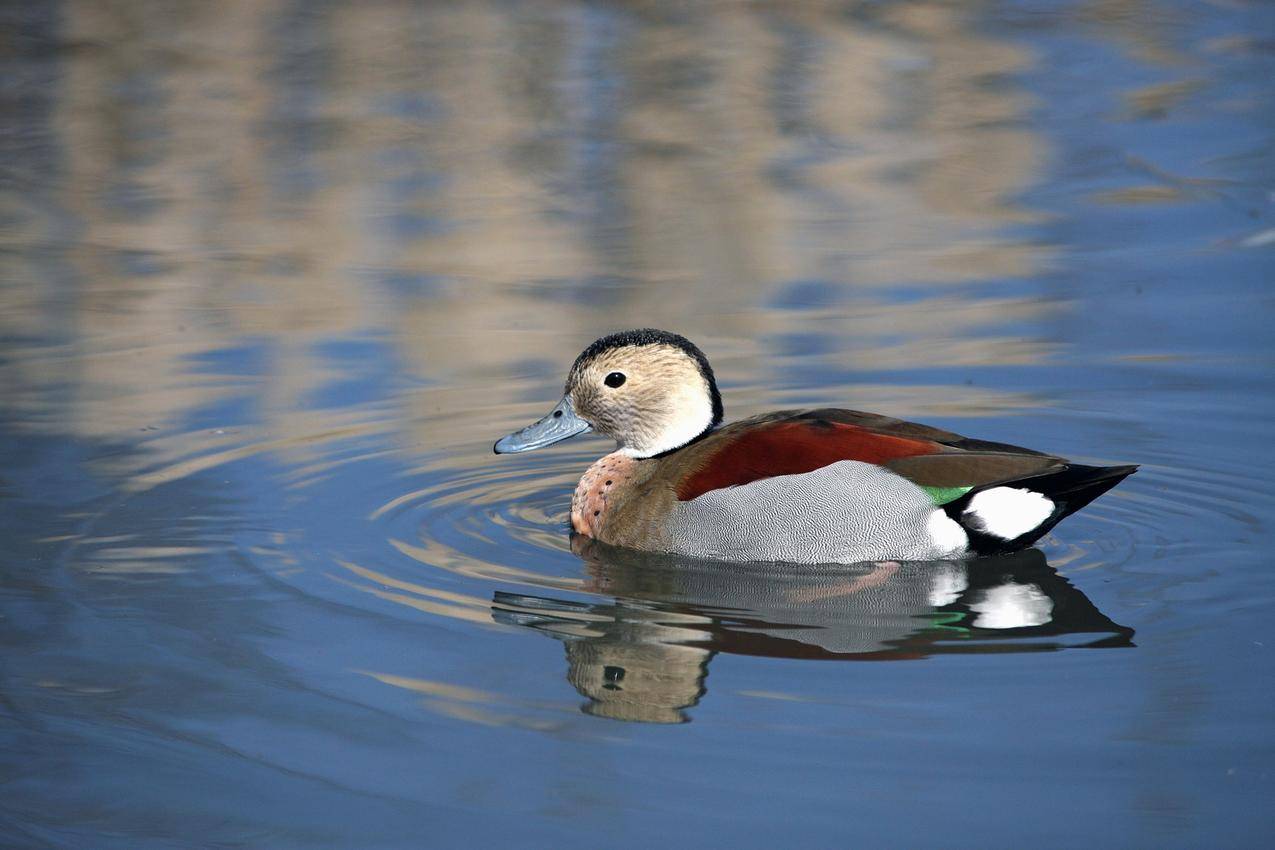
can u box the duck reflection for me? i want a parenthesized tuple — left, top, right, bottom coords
(492, 538, 1133, 724)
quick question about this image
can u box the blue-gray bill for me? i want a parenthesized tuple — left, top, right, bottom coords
(493, 396, 592, 454)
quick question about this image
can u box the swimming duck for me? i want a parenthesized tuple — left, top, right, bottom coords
(494, 329, 1136, 564)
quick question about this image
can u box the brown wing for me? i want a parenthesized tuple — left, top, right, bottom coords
(674, 409, 1064, 502)
(884, 452, 1064, 489)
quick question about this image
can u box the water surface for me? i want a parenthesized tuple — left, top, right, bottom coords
(2, 1, 1274, 847)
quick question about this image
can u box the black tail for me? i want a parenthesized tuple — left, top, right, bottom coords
(946, 463, 1138, 555)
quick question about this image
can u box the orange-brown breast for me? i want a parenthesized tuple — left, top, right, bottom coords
(675, 420, 940, 501)
(571, 452, 639, 537)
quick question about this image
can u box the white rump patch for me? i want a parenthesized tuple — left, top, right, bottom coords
(970, 582, 1053, 629)
(962, 487, 1054, 540)
(926, 510, 969, 557)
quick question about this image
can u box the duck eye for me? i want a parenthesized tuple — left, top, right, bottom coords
(604, 372, 626, 389)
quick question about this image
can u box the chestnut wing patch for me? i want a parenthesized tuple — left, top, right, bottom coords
(675, 420, 940, 501)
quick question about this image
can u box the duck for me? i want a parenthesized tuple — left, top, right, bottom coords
(493, 329, 1136, 564)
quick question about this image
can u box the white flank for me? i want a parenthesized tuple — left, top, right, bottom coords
(970, 582, 1053, 629)
(962, 487, 1054, 540)
(926, 509, 969, 557)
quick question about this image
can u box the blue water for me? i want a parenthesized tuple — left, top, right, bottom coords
(1, 1, 1273, 847)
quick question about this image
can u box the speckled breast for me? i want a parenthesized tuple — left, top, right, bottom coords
(571, 451, 639, 537)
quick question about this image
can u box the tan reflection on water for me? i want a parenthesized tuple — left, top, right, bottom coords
(359, 671, 578, 731)
(333, 561, 501, 627)
(1, 0, 1061, 477)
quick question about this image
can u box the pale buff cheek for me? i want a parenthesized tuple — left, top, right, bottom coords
(571, 452, 638, 537)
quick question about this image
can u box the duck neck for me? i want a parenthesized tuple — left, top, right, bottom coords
(619, 387, 717, 458)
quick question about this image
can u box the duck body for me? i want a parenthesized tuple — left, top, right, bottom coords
(496, 330, 1136, 565)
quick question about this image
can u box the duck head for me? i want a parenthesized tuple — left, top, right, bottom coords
(493, 329, 724, 458)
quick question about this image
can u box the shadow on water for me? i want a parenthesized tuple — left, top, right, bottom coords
(494, 540, 1132, 724)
